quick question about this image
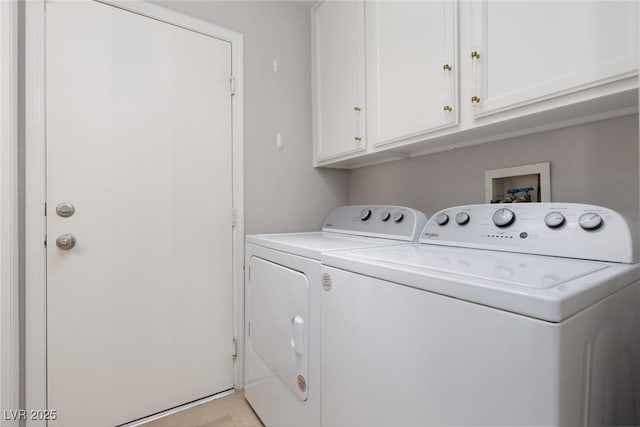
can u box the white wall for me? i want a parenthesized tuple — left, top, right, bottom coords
(154, 1, 348, 234)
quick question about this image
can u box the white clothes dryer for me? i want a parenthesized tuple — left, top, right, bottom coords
(321, 203, 640, 426)
(244, 205, 427, 427)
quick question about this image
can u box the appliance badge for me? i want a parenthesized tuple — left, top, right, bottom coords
(423, 232, 439, 238)
(322, 273, 332, 291)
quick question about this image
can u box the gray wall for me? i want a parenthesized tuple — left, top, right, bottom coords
(155, 1, 348, 234)
(349, 115, 639, 229)
(153, 2, 638, 238)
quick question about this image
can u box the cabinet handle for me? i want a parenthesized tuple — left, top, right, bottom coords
(354, 106, 362, 145)
(471, 49, 481, 106)
(443, 62, 454, 116)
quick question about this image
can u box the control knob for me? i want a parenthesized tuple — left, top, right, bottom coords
(435, 213, 449, 226)
(381, 211, 391, 222)
(393, 212, 404, 223)
(455, 212, 470, 225)
(579, 213, 603, 231)
(360, 208, 372, 221)
(544, 212, 565, 228)
(492, 208, 515, 227)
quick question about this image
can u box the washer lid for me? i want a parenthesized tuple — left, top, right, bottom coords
(357, 244, 608, 289)
(246, 232, 408, 260)
(322, 244, 640, 322)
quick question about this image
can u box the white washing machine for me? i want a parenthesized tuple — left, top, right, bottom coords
(244, 205, 427, 427)
(321, 203, 640, 426)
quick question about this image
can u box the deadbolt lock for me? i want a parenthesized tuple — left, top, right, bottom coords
(56, 202, 75, 218)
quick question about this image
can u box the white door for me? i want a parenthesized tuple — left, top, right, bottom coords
(46, 1, 234, 426)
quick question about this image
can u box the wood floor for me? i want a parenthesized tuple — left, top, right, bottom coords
(141, 391, 263, 427)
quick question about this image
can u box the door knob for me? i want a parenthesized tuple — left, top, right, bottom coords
(56, 234, 77, 250)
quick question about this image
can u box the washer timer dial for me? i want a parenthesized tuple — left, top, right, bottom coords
(435, 213, 449, 226)
(455, 212, 470, 225)
(492, 208, 516, 227)
(360, 208, 372, 221)
(544, 212, 566, 228)
(579, 213, 603, 231)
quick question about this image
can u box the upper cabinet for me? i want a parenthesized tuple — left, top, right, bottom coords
(367, 1, 458, 147)
(312, 0, 366, 163)
(312, 0, 639, 168)
(469, 1, 639, 117)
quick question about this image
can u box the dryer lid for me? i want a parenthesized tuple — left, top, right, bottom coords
(246, 232, 408, 260)
(246, 205, 428, 260)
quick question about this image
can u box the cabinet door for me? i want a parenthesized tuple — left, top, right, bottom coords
(367, 1, 457, 147)
(312, 1, 366, 162)
(470, 1, 639, 117)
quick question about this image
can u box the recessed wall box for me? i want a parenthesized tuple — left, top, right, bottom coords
(485, 162, 550, 203)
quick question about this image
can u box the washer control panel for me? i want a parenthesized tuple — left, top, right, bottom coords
(420, 203, 634, 263)
(323, 205, 427, 242)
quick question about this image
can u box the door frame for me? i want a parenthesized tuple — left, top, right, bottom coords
(1, 0, 20, 425)
(25, 1, 245, 424)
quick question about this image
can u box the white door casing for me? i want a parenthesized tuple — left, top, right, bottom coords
(26, 1, 245, 425)
(1, 0, 20, 425)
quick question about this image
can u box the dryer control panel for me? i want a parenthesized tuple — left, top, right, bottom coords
(421, 203, 634, 263)
(323, 205, 427, 242)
